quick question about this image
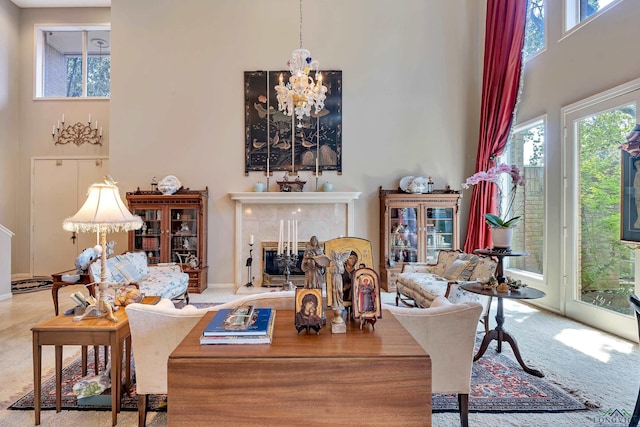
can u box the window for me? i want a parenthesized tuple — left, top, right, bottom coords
(565, 0, 621, 33)
(524, 0, 545, 60)
(500, 118, 546, 275)
(35, 26, 110, 98)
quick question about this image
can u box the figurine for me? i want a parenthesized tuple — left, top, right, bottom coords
(300, 236, 325, 289)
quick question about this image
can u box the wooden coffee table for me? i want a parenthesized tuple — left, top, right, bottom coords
(168, 309, 432, 426)
(32, 296, 160, 426)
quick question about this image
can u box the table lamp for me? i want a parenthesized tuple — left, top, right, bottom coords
(63, 177, 142, 322)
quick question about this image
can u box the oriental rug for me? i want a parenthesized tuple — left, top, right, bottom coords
(9, 341, 588, 413)
(11, 277, 53, 294)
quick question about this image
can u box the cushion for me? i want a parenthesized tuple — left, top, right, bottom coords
(456, 254, 480, 281)
(402, 263, 435, 274)
(114, 260, 144, 282)
(432, 250, 460, 276)
(469, 256, 497, 281)
(442, 259, 471, 280)
(124, 251, 151, 277)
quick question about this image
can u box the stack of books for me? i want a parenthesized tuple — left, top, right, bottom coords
(200, 306, 276, 345)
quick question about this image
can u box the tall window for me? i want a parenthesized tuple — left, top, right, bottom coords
(565, 0, 620, 32)
(500, 118, 546, 275)
(524, 0, 545, 60)
(36, 26, 110, 98)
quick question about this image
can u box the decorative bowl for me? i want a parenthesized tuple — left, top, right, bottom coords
(157, 175, 182, 195)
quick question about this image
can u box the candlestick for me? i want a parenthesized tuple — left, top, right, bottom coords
(315, 158, 319, 176)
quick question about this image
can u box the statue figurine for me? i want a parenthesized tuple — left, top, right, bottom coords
(300, 236, 326, 289)
(327, 250, 352, 333)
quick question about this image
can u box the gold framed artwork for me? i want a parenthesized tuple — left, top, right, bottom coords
(352, 268, 382, 329)
(294, 288, 323, 334)
(323, 237, 374, 309)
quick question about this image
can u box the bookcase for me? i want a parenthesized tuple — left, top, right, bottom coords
(126, 188, 208, 293)
(378, 187, 461, 292)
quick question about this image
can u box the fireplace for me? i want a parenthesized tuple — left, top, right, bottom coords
(261, 241, 305, 286)
(229, 192, 361, 290)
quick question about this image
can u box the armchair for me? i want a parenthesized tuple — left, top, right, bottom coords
(386, 297, 483, 427)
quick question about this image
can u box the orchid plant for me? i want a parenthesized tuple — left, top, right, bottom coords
(462, 164, 525, 228)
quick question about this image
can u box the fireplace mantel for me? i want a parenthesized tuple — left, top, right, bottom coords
(229, 191, 361, 290)
(229, 192, 361, 204)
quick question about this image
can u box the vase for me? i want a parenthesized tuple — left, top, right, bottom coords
(253, 182, 265, 192)
(491, 227, 513, 250)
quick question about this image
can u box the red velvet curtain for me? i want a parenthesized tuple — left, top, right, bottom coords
(463, 0, 527, 253)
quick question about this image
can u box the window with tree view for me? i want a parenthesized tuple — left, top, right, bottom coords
(37, 27, 110, 98)
(524, 0, 545, 60)
(565, 0, 620, 32)
(500, 119, 545, 275)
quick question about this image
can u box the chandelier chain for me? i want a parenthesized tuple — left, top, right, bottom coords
(299, 0, 303, 49)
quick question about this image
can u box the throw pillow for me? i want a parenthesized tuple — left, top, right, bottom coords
(114, 260, 143, 283)
(442, 259, 471, 280)
(432, 250, 460, 276)
(430, 296, 452, 308)
(456, 254, 480, 281)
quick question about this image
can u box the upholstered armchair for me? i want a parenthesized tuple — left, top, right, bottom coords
(126, 291, 295, 426)
(385, 297, 483, 427)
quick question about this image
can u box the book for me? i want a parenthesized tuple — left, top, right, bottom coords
(203, 307, 272, 336)
(221, 305, 255, 331)
(200, 310, 276, 345)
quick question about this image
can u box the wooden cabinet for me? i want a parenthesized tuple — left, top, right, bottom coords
(126, 188, 209, 293)
(379, 187, 461, 292)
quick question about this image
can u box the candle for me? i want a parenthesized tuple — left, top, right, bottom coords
(315, 158, 319, 176)
(99, 127, 103, 136)
(88, 114, 91, 123)
(61, 113, 65, 123)
(57, 120, 60, 129)
(52, 125, 55, 135)
(266, 155, 270, 176)
(249, 234, 254, 245)
(278, 220, 283, 255)
(95, 120, 98, 130)
(293, 220, 298, 254)
(287, 220, 291, 255)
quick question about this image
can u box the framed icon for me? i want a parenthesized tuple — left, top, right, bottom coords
(352, 267, 382, 329)
(294, 288, 323, 334)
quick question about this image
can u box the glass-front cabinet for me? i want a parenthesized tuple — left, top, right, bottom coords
(126, 188, 209, 293)
(379, 187, 460, 292)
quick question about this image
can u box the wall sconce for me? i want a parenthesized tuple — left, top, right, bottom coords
(53, 114, 103, 146)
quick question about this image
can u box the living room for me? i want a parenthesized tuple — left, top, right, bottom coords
(2, 0, 640, 425)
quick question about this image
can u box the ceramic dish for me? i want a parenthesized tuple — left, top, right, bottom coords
(399, 176, 415, 192)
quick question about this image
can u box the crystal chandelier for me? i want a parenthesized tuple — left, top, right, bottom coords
(275, 0, 328, 128)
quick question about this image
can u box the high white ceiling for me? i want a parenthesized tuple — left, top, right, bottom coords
(10, 0, 109, 7)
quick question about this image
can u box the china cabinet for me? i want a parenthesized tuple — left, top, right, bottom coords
(378, 187, 461, 291)
(126, 188, 208, 293)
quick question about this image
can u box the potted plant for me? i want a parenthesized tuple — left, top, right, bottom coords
(462, 164, 525, 249)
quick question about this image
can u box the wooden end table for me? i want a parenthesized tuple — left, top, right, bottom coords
(461, 282, 545, 377)
(50, 271, 95, 316)
(32, 295, 160, 426)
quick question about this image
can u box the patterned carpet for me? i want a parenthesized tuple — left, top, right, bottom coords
(9, 339, 587, 413)
(10, 277, 53, 294)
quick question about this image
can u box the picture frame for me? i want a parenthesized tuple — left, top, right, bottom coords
(244, 70, 343, 175)
(352, 268, 382, 329)
(294, 288, 323, 334)
(323, 237, 374, 309)
(621, 151, 640, 242)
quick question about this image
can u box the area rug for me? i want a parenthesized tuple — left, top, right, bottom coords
(9, 340, 587, 413)
(11, 277, 53, 294)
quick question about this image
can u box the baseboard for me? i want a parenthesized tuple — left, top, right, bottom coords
(0, 292, 13, 301)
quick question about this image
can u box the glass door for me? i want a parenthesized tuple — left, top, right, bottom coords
(424, 207, 454, 263)
(388, 206, 419, 266)
(133, 208, 162, 264)
(171, 207, 198, 264)
(564, 84, 639, 340)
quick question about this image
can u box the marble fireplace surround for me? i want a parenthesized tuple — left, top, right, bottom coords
(229, 192, 361, 291)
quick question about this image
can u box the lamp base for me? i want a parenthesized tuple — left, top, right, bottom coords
(73, 302, 118, 323)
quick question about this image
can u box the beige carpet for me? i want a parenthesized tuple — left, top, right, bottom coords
(0, 285, 637, 426)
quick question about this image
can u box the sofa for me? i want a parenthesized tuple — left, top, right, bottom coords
(89, 251, 189, 303)
(386, 297, 483, 427)
(396, 250, 497, 333)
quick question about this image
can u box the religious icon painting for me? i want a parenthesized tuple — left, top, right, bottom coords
(294, 288, 323, 335)
(352, 268, 382, 330)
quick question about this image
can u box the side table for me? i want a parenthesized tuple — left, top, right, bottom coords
(51, 270, 95, 316)
(461, 282, 546, 377)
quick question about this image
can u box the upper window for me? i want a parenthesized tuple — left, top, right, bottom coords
(565, 0, 621, 33)
(524, 0, 545, 60)
(35, 26, 110, 99)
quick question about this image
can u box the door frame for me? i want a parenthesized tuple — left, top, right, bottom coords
(30, 155, 109, 277)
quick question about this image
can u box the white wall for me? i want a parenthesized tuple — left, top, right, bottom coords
(13, 7, 110, 274)
(515, 0, 640, 310)
(109, 0, 483, 285)
(0, 0, 19, 271)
